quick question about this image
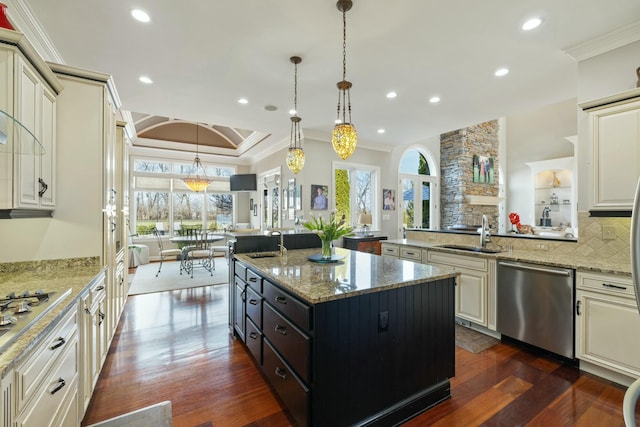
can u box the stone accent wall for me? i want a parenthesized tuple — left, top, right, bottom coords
(440, 120, 500, 229)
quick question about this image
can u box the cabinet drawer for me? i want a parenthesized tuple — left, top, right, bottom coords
(400, 246, 422, 261)
(16, 335, 78, 427)
(84, 273, 106, 312)
(577, 271, 634, 299)
(263, 280, 311, 331)
(235, 261, 247, 282)
(381, 244, 399, 257)
(246, 269, 262, 293)
(245, 317, 262, 365)
(263, 303, 310, 384)
(263, 340, 309, 427)
(245, 285, 262, 328)
(16, 306, 78, 412)
(428, 250, 488, 271)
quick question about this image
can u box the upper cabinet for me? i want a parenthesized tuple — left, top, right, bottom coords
(580, 89, 640, 213)
(0, 28, 63, 217)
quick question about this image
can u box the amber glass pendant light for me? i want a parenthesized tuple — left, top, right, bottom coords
(182, 123, 211, 192)
(331, 0, 357, 160)
(286, 56, 305, 174)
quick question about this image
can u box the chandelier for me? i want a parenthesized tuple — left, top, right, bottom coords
(182, 122, 211, 192)
(286, 56, 305, 174)
(332, 0, 357, 160)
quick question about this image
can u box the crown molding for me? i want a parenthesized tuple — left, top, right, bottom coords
(564, 20, 640, 61)
(4, 0, 64, 63)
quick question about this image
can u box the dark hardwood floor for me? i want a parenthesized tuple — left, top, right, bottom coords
(81, 280, 636, 427)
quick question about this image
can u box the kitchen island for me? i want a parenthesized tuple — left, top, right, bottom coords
(232, 247, 457, 427)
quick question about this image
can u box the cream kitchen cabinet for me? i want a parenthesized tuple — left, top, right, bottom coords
(380, 242, 426, 263)
(426, 250, 496, 329)
(79, 270, 107, 414)
(580, 90, 640, 212)
(0, 29, 63, 217)
(14, 303, 79, 427)
(576, 270, 640, 386)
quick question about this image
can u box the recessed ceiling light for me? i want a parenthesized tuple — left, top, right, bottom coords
(139, 76, 153, 84)
(131, 9, 150, 23)
(238, 98, 248, 104)
(264, 105, 278, 112)
(494, 68, 509, 77)
(377, 129, 385, 134)
(522, 17, 542, 31)
(386, 91, 397, 99)
(429, 96, 440, 104)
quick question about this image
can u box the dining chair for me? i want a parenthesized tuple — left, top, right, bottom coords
(183, 230, 214, 278)
(154, 228, 183, 277)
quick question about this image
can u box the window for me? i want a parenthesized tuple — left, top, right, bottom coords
(399, 149, 438, 230)
(334, 162, 379, 228)
(131, 156, 235, 236)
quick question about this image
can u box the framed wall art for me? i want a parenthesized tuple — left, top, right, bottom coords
(473, 155, 494, 184)
(311, 184, 328, 210)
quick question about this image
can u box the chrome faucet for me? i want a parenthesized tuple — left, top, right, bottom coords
(480, 215, 491, 248)
(269, 230, 287, 256)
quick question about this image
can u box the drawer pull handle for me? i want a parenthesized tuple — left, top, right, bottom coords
(50, 337, 66, 350)
(249, 277, 257, 282)
(50, 377, 66, 395)
(275, 367, 287, 380)
(95, 285, 105, 292)
(98, 310, 105, 326)
(241, 290, 246, 302)
(249, 332, 258, 340)
(249, 299, 259, 305)
(274, 296, 287, 305)
(602, 283, 627, 290)
(275, 325, 287, 335)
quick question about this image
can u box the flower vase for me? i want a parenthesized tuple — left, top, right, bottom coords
(0, 3, 15, 30)
(321, 239, 332, 259)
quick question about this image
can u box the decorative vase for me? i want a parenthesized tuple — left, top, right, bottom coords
(0, 3, 15, 31)
(321, 239, 332, 259)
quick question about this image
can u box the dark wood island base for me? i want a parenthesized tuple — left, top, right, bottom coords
(230, 248, 457, 427)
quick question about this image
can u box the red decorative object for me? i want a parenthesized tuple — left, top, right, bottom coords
(0, 3, 15, 31)
(509, 212, 521, 232)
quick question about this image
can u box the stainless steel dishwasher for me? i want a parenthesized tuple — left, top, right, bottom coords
(497, 260, 575, 359)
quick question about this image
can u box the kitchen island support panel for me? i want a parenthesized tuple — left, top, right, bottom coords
(312, 277, 455, 426)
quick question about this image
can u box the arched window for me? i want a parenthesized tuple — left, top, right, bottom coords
(399, 149, 438, 230)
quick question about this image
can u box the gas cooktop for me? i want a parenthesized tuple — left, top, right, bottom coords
(0, 288, 72, 354)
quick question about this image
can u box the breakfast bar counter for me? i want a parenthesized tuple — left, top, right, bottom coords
(232, 247, 457, 426)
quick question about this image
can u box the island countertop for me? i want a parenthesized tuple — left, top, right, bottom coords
(235, 247, 457, 304)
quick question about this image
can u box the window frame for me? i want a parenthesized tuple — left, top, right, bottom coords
(332, 160, 380, 229)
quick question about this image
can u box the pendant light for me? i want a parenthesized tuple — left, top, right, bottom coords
(332, 0, 357, 160)
(182, 122, 211, 192)
(286, 56, 305, 174)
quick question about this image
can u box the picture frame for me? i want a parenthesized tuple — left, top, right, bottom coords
(249, 198, 254, 211)
(253, 205, 258, 216)
(383, 189, 396, 211)
(311, 184, 328, 210)
(288, 178, 295, 210)
(282, 188, 288, 210)
(295, 185, 302, 210)
(473, 155, 495, 184)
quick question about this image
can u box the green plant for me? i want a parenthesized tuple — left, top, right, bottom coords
(303, 212, 353, 241)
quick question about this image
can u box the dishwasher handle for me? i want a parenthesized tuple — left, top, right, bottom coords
(498, 261, 572, 277)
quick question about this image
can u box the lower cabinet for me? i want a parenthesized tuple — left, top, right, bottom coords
(576, 271, 640, 384)
(14, 303, 79, 427)
(427, 250, 495, 329)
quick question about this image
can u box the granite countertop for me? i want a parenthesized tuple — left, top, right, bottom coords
(384, 239, 632, 276)
(0, 263, 105, 378)
(235, 247, 457, 304)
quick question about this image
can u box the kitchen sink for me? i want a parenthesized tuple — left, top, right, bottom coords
(436, 244, 503, 254)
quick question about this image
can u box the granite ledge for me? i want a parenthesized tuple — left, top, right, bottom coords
(236, 247, 457, 304)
